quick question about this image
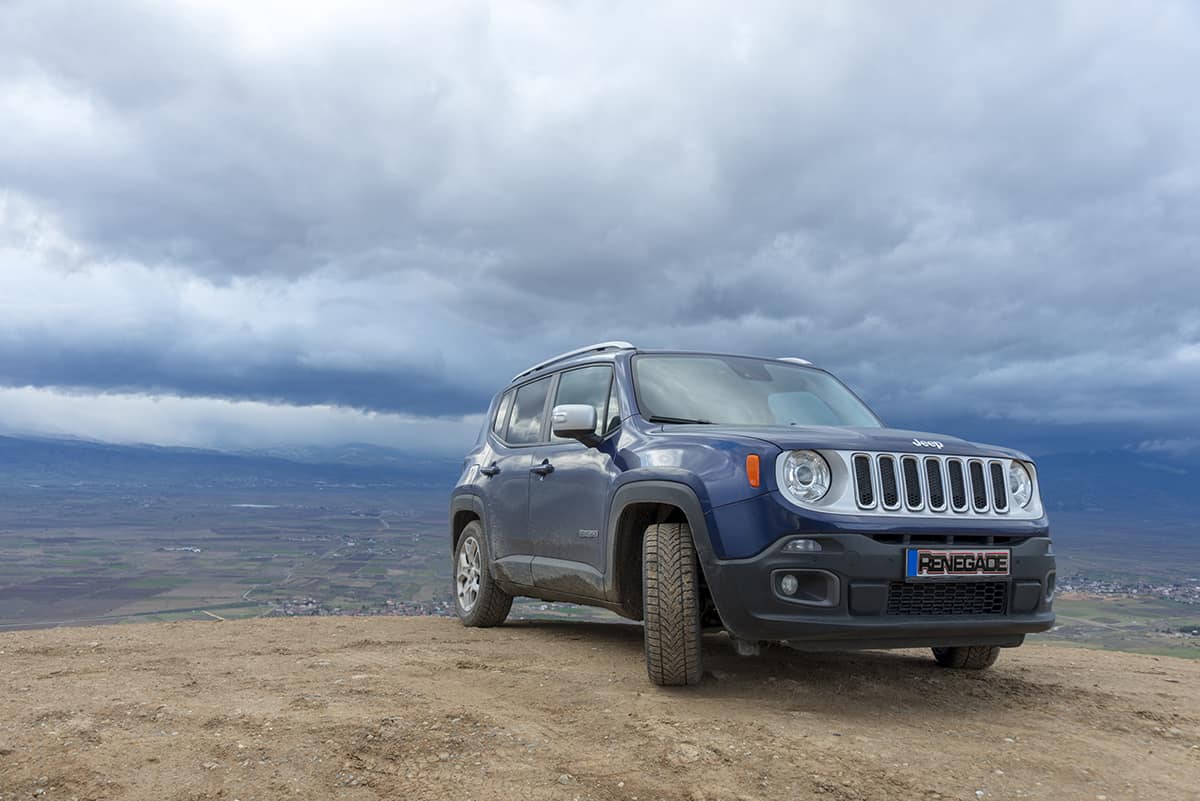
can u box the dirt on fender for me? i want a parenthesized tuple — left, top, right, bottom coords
(1, 616, 1197, 800)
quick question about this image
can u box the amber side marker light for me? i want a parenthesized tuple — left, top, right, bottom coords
(746, 454, 761, 488)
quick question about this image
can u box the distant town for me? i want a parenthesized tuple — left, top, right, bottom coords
(1057, 574, 1200, 606)
(267, 595, 454, 618)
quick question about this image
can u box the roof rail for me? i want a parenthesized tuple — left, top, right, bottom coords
(777, 356, 814, 366)
(511, 341, 635, 382)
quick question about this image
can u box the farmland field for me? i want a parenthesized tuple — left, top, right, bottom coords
(0, 486, 453, 629)
(1047, 593, 1200, 659)
(2, 472, 1198, 660)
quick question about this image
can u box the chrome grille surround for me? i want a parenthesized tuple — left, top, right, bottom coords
(774, 450, 1043, 520)
(852, 452, 1035, 518)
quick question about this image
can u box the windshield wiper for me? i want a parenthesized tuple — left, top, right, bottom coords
(646, 415, 713, 425)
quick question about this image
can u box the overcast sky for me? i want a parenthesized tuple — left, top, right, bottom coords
(1, 1, 1197, 456)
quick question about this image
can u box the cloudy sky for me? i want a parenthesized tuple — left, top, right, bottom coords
(1, 1, 1197, 456)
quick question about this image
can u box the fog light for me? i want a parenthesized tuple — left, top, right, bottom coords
(780, 574, 799, 596)
(783, 538, 822, 553)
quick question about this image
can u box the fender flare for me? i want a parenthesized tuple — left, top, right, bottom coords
(602, 479, 721, 612)
(448, 491, 487, 558)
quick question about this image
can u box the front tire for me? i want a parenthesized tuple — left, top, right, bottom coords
(454, 521, 512, 627)
(932, 645, 1002, 670)
(642, 522, 703, 686)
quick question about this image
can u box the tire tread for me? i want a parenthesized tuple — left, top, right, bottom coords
(643, 522, 702, 686)
(932, 645, 1001, 670)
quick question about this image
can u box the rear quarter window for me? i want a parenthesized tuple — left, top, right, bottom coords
(491, 390, 515, 438)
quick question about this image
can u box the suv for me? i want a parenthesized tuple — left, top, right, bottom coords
(449, 342, 1055, 686)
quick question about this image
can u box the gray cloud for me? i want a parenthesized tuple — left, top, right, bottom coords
(1, 1, 1198, 449)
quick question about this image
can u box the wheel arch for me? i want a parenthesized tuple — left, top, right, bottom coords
(449, 493, 486, 557)
(604, 480, 718, 619)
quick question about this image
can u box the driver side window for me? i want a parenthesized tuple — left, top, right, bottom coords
(551, 365, 614, 442)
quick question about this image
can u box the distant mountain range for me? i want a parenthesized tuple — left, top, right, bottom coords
(1035, 449, 1197, 515)
(0, 435, 460, 490)
(0, 434, 1194, 514)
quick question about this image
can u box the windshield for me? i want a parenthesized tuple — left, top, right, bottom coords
(632, 354, 882, 428)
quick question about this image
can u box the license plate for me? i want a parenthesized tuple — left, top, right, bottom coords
(906, 548, 1011, 579)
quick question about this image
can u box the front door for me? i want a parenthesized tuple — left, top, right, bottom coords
(527, 365, 620, 597)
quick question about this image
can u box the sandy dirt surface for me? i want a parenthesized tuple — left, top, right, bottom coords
(1, 617, 1197, 801)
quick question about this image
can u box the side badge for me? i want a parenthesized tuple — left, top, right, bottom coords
(578, 529, 599, 539)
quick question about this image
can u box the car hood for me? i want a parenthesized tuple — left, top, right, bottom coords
(659, 424, 1030, 461)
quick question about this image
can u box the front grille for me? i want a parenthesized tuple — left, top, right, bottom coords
(990, 462, 1008, 511)
(947, 460, 967, 511)
(878, 456, 899, 508)
(902, 457, 922, 509)
(970, 461, 988, 510)
(925, 458, 946, 510)
(853, 455, 874, 506)
(886, 581, 1008, 616)
(852, 452, 1014, 516)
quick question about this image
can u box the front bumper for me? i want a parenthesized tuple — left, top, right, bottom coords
(699, 531, 1056, 649)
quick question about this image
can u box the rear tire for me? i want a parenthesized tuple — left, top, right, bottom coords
(454, 521, 512, 627)
(931, 645, 1002, 670)
(642, 522, 702, 686)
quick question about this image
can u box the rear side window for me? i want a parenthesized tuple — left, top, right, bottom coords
(491, 390, 515, 438)
(505, 377, 552, 445)
(551, 365, 612, 441)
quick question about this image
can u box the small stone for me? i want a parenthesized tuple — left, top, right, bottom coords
(558, 773, 575, 785)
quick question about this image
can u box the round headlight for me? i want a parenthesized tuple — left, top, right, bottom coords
(1008, 461, 1033, 508)
(781, 450, 831, 503)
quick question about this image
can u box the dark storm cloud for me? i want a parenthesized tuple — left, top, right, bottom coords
(0, 339, 488, 417)
(1, 0, 1199, 448)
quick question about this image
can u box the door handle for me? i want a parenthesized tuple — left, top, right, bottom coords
(479, 463, 500, 477)
(530, 460, 555, 476)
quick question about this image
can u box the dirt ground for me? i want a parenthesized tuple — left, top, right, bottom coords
(1, 617, 1197, 801)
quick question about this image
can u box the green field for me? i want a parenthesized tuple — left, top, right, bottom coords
(1034, 593, 1200, 659)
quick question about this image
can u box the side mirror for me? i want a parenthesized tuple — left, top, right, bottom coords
(551, 404, 599, 446)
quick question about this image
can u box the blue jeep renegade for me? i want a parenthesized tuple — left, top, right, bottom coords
(449, 342, 1055, 686)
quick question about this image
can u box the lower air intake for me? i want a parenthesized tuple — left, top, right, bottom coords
(886, 581, 1008, 616)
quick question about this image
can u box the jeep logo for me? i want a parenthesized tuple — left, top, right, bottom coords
(912, 438, 944, 449)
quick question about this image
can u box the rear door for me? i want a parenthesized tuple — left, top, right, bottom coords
(483, 376, 552, 585)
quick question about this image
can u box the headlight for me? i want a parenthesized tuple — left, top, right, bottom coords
(780, 450, 831, 503)
(1008, 461, 1033, 508)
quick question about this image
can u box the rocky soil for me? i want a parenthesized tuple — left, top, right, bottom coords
(1, 617, 1197, 800)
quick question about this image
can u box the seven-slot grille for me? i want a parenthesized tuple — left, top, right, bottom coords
(852, 453, 1011, 515)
